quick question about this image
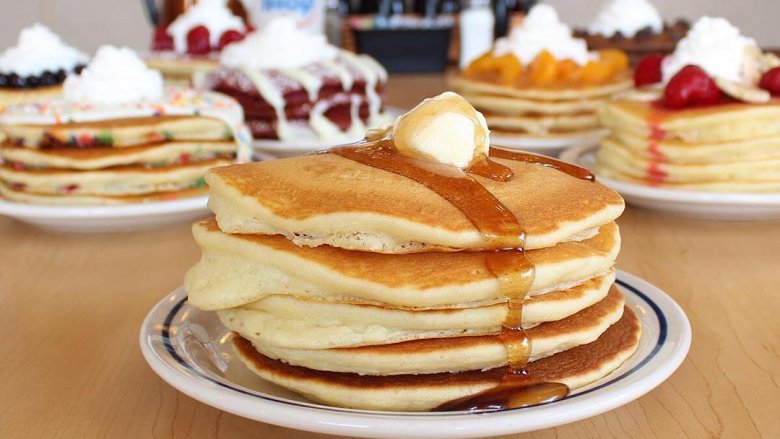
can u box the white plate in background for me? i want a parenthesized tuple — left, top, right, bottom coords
(0, 195, 209, 233)
(561, 143, 780, 221)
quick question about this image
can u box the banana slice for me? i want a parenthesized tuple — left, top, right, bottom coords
(614, 86, 663, 102)
(715, 77, 771, 104)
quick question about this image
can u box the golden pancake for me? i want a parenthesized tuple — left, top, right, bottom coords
(0, 85, 62, 108)
(599, 98, 780, 143)
(608, 130, 780, 164)
(485, 113, 600, 135)
(185, 219, 619, 309)
(0, 141, 236, 170)
(219, 272, 617, 351)
(205, 153, 624, 253)
(460, 92, 608, 115)
(450, 74, 633, 101)
(2, 115, 232, 148)
(232, 305, 641, 411)
(0, 158, 230, 196)
(228, 279, 622, 356)
(597, 139, 780, 184)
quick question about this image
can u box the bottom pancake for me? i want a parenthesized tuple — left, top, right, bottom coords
(232, 306, 641, 412)
(0, 181, 208, 205)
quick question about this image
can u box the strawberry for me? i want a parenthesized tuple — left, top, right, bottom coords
(186, 25, 211, 55)
(759, 67, 780, 96)
(217, 30, 245, 50)
(151, 25, 174, 51)
(634, 54, 664, 87)
(663, 65, 721, 109)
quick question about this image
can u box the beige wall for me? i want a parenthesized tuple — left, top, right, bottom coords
(1, 0, 779, 54)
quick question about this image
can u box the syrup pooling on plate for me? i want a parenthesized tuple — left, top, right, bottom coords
(333, 140, 593, 412)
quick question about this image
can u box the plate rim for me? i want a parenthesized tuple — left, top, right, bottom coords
(561, 143, 780, 205)
(0, 195, 209, 219)
(139, 270, 691, 438)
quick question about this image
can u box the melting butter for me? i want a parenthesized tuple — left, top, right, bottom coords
(388, 92, 490, 169)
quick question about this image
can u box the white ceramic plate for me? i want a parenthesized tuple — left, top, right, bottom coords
(561, 144, 780, 220)
(491, 130, 608, 157)
(252, 108, 405, 159)
(0, 195, 209, 233)
(140, 270, 690, 439)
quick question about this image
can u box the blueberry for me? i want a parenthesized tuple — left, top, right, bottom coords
(9, 74, 26, 88)
(41, 71, 57, 85)
(26, 75, 40, 87)
(0, 74, 8, 87)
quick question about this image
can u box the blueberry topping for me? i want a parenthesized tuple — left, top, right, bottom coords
(41, 70, 58, 85)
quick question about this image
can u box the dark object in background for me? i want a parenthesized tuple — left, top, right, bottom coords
(353, 24, 453, 72)
(494, 0, 536, 38)
(573, 19, 690, 66)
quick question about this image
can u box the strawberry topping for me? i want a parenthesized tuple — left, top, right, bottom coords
(217, 30, 245, 50)
(663, 65, 722, 109)
(634, 54, 664, 87)
(152, 25, 174, 51)
(759, 67, 780, 96)
(186, 25, 211, 55)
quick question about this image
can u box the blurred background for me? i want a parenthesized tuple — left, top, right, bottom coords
(2, 0, 778, 52)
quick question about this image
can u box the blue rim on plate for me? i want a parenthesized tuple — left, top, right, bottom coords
(140, 270, 691, 437)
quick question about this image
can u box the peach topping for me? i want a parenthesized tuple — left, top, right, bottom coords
(464, 49, 629, 86)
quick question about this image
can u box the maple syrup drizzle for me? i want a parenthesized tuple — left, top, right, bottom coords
(332, 142, 593, 412)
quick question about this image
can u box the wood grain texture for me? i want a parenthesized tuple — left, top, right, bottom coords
(1, 74, 779, 438)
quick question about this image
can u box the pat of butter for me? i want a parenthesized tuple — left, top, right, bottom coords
(390, 92, 490, 168)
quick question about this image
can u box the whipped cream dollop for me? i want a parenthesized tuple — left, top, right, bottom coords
(63, 46, 164, 105)
(494, 4, 590, 66)
(168, 0, 246, 53)
(0, 23, 88, 76)
(662, 16, 757, 83)
(375, 92, 489, 169)
(588, 0, 663, 38)
(221, 16, 338, 70)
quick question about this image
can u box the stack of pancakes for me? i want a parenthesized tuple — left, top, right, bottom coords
(451, 75, 632, 141)
(597, 99, 780, 191)
(0, 89, 251, 205)
(185, 145, 641, 411)
(205, 51, 387, 141)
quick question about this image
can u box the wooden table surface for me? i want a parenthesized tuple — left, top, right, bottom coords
(2, 74, 780, 439)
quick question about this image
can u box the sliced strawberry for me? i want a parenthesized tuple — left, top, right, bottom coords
(663, 65, 721, 109)
(634, 54, 664, 87)
(217, 30, 245, 50)
(152, 25, 174, 51)
(759, 67, 780, 96)
(186, 25, 211, 55)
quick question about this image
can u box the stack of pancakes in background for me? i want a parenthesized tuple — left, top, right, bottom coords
(205, 51, 388, 141)
(185, 143, 642, 411)
(597, 99, 780, 191)
(0, 90, 250, 205)
(452, 75, 632, 141)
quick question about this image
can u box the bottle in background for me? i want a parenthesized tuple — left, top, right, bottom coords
(459, 0, 494, 69)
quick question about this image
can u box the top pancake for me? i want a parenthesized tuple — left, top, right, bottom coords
(450, 73, 633, 101)
(206, 152, 624, 253)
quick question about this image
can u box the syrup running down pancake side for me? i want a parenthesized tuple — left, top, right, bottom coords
(332, 141, 594, 412)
